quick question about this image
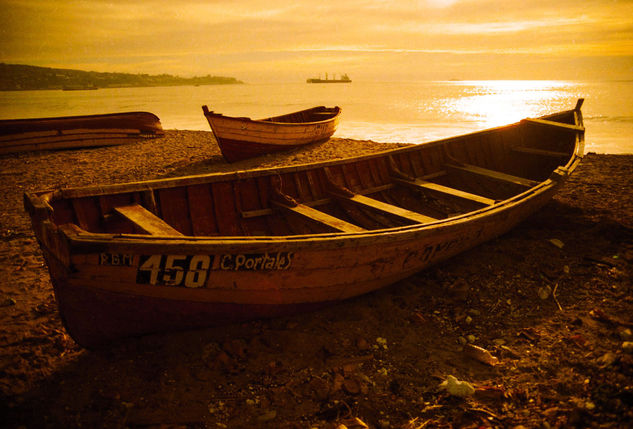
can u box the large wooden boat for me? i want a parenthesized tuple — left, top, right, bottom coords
(202, 105, 341, 162)
(25, 100, 585, 347)
(0, 111, 164, 154)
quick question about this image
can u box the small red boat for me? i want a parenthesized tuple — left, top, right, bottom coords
(202, 105, 341, 162)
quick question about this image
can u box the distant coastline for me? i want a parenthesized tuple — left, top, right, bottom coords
(0, 63, 243, 91)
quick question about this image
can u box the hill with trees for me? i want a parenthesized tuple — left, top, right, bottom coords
(0, 64, 243, 91)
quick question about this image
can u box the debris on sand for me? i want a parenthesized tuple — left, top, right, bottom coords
(439, 375, 476, 397)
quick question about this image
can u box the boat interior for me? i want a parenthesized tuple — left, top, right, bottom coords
(202, 106, 339, 125)
(260, 106, 340, 124)
(45, 105, 583, 238)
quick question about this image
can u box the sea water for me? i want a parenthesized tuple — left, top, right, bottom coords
(1, 80, 632, 154)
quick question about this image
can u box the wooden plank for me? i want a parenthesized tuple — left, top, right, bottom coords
(342, 163, 362, 191)
(393, 177, 496, 206)
(52, 200, 77, 225)
(114, 204, 183, 236)
(241, 207, 274, 219)
(293, 171, 312, 202)
(368, 158, 387, 186)
(99, 194, 134, 216)
(429, 145, 444, 172)
(212, 182, 241, 236)
(59, 128, 141, 135)
(397, 152, 415, 176)
(256, 176, 289, 235)
(279, 172, 299, 198)
(71, 197, 100, 230)
(512, 146, 569, 158)
(241, 184, 393, 219)
(331, 192, 438, 224)
(522, 118, 584, 132)
(236, 179, 269, 236)
(355, 160, 376, 189)
(338, 199, 394, 229)
(141, 190, 158, 214)
(306, 169, 324, 199)
(419, 170, 448, 181)
(272, 200, 367, 233)
(445, 163, 539, 188)
(187, 184, 218, 236)
(0, 130, 59, 141)
(470, 136, 487, 167)
(409, 152, 426, 177)
(159, 187, 192, 235)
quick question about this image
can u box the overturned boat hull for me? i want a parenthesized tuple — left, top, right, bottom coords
(0, 111, 164, 154)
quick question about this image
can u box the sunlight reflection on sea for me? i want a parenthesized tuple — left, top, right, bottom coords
(1, 80, 631, 153)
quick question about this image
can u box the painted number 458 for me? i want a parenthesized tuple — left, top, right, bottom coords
(136, 255, 213, 288)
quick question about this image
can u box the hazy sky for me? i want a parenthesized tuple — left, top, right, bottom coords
(1, 0, 632, 82)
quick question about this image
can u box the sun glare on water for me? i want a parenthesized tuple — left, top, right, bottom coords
(447, 80, 575, 128)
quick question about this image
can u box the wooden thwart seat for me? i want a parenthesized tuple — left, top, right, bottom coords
(512, 146, 570, 158)
(272, 200, 367, 233)
(392, 177, 496, 206)
(445, 163, 539, 188)
(114, 204, 183, 236)
(330, 192, 438, 224)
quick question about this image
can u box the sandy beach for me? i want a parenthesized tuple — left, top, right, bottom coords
(1, 130, 632, 428)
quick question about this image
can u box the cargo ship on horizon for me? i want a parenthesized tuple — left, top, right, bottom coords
(306, 73, 351, 83)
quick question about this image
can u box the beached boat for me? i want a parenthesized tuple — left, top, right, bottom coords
(0, 111, 164, 154)
(202, 105, 341, 162)
(25, 100, 585, 347)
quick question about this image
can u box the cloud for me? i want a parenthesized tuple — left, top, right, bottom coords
(1, 0, 632, 80)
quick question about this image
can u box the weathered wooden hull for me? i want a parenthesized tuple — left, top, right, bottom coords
(25, 100, 585, 347)
(202, 105, 341, 162)
(0, 111, 164, 154)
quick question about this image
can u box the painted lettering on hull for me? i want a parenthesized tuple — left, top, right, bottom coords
(136, 255, 213, 288)
(402, 228, 485, 270)
(220, 252, 293, 271)
(99, 253, 133, 266)
(133, 252, 292, 288)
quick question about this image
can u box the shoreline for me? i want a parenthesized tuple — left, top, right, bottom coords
(1, 131, 632, 427)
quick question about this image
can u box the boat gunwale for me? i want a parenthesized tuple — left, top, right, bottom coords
(204, 106, 341, 127)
